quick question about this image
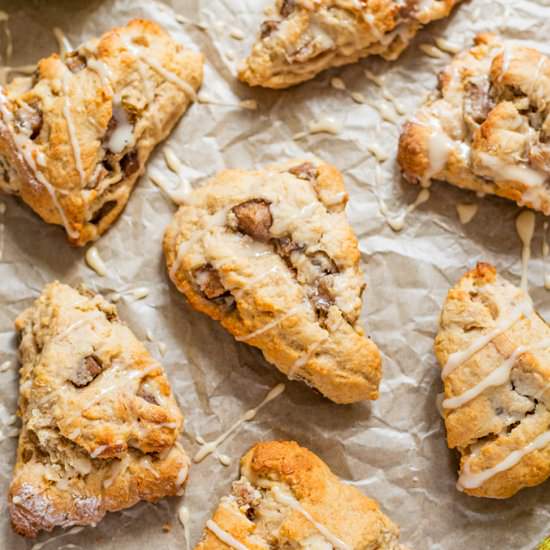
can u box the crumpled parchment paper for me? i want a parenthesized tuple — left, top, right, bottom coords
(0, 0, 549, 548)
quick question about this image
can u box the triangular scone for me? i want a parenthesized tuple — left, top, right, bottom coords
(9, 282, 189, 537)
(238, 0, 463, 89)
(435, 263, 550, 499)
(164, 159, 381, 404)
(398, 34, 550, 213)
(0, 19, 203, 246)
(194, 441, 405, 550)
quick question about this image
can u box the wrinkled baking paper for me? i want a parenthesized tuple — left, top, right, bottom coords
(0, 0, 549, 548)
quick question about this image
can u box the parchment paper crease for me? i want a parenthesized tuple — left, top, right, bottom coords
(0, 0, 549, 548)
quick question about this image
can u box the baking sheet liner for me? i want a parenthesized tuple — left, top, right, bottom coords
(0, 0, 549, 548)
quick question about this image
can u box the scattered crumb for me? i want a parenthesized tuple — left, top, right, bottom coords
(162, 522, 172, 533)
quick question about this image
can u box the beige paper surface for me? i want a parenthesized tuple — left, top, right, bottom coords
(0, 0, 549, 548)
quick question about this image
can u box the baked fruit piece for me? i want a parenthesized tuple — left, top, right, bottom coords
(398, 34, 550, 213)
(9, 282, 189, 538)
(238, 0, 463, 89)
(194, 441, 406, 550)
(0, 19, 203, 246)
(163, 159, 381, 404)
(435, 263, 550, 499)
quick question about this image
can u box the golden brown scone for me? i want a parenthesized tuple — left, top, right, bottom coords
(163, 159, 381, 404)
(9, 282, 189, 538)
(194, 441, 406, 550)
(398, 34, 550, 213)
(238, 0, 463, 89)
(0, 19, 203, 246)
(435, 263, 550, 499)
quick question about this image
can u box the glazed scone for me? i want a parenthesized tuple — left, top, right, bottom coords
(163, 159, 381, 404)
(0, 19, 203, 245)
(238, 0, 463, 89)
(194, 441, 406, 550)
(398, 34, 550, 213)
(435, 263, 550, 499)
(9, 282, 189, 537)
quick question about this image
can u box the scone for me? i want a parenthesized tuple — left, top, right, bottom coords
(163, 159, 381, 404)
(435, 263, 550, 498)
(238, 0, 463, 89)
(194, 441, 405, 550)
(9, 282, 189, 537)
(398, 34, 550, 213)
(0, 19, 203, 245)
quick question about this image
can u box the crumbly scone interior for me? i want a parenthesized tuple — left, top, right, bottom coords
(0, 19, 202, 244)
(10, 282, 188, 536)
(165, 159, 381, 402)
(435, 263, 550, 497)
(399, 34, 550, 212)
(195, 442, 404, 550)
(239, 0, 462, 88)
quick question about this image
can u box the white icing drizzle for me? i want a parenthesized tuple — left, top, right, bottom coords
(458, 430, 550, 490)
(456, 203, 478, 225)
(150, 170, 189, 205)
(419, 43, 448, 59)
(229, 28, 245, 40)
(271, 486, 352, 550)
(193, 383, 285, 462)
(175, 14, 208, 31)
(477, 152, 547, 188)
(0, 360, 11, 373)
(236, 303, 305, 342)
(543, 222, 550, 290)
(288, 338, 325, 380)
(85, 246, 108, 276)
(130, 287, 149, 300)
(367, 143, 389, 161)
(90, 444, 108, 458)
(239, 99, 258, 111)
(0, 10, 11, 62)
(443, 338, 550, 410)
(516, 210, 536, 291)
(53, 27, 73, 58)
(107, 96, 135, 154)
(178, 505, 191, 550)
(387, 188, 430, 232)
(198, 94, 257, 111)
(164, 147, 193, 195)
(330, 77, 346, 91)
(350, 91, 366, 104)
(434, 37, 461, 54)
(364, 69, 384, 87)
(158, 341, 167, 356)
(62, 72, 86, 185)
(217, 453, 231, 466)
(381, 89, 406, 115)
(442, 298, 533, 379)
(293, 117, 342, 140)
(125, 41, 196, 102)
(0, 90, 78, 238)
(206, 520, 250, 550)
(86, 57, 113, 90)
(371, 101, 399, 124)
